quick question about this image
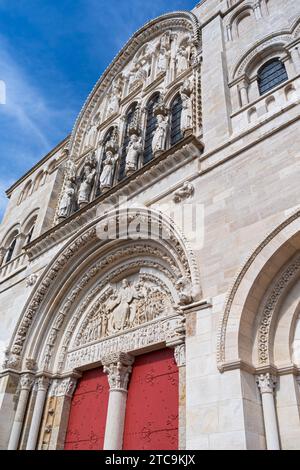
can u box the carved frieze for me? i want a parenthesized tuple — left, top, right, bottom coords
(66, 314, 185, 371)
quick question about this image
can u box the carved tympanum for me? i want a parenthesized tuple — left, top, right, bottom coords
(75, 276, 174, 347)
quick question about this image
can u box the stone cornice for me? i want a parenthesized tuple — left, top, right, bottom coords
(25, 135, 203, 261)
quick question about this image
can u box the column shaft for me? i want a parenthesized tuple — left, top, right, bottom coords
(8, 374, 34, 450)
(256, 373, 280, 450)
(103, 353, 134, 451)
(26, 377, 50, 450)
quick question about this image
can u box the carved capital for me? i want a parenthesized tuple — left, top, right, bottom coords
(50, 377, 77, 398)
(256, 373, 277, 394)
(25, 358, 37, 371)
(36, 376, 51, 392)
(20, 373, 35, 391)
(103, 353, 134, 392)
(174, 344, 186, 367)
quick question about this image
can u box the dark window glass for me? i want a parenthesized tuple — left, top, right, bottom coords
(25, 225, 35, 245)
(143, 93, 160, 164)
(170, 94, 183, 146)
(5, 238, 17, 264)
(119, 103, 138, 180)
(258, 58, 288, 95)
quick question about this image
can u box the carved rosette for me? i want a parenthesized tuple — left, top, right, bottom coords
(256, 373, 277, 394)
(103, 353, 134, 392)
(20, 374, 35, 391)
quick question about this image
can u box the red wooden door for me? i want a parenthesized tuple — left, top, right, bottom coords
(64, 368, 109, 450)
(123, 349, 179, 450)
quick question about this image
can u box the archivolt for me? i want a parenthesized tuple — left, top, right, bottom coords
(4, 207, 201, 372)
(217, 209, 300, 370)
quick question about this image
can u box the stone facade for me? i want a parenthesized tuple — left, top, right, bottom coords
(1, 0, 300, 450)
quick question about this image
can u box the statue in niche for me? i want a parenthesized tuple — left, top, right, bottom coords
(86, 121, 98, 149)
(176, 46, 189, 75)
(107, 82, 122, 117)
(77, 155, 97, 208)
(152, 113, 169, 155)
(180, 79, 193, 134)
(125, 134, 143, 176)
(157, 48, 170, 74)
(99, 150, 119, 191)
(58, 180, 76, 219)
(58, 159, 76, 219)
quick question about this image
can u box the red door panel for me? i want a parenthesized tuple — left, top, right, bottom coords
(123, 349, 179, 450)
(64, 368, 109, 450)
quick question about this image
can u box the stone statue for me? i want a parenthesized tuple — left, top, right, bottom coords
(108, 280, 138, 331)
(99, 151, 119, 191)
(180, 79, 193, 134)
(152, 114, 169, 155)
(78, 164, 96, 208)
(58, 180, 75, 219)
(157, 48, 169, 74)
(176, 46, 189, 74)
(107, 82, 122, 117)
(125, 134, 143, 176)
(173, 181, 195, 203)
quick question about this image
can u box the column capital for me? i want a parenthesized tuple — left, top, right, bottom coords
(20, 373, 35, 391)
(36, 376, 51, 392)
(103, 353, 134, 392)
(256, 373, 277, 394)
(50, 377, 77, 398)
(174, 344, 186, 368)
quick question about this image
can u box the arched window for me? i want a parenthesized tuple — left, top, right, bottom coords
(119, 103, 138, 181)
(258, 58, 288, 96)
(33, 171, 44, 191)
(5, 237, 17, 264)
(170, 94, 183, 147)
(143, 93, 160, 165)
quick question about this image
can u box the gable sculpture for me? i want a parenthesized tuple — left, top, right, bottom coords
(54, 11, 201, 225)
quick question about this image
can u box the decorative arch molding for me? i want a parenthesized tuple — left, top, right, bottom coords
(3, 207, 201, 373)
(217, 209, 300, 371)
(231, 31, 293, 80)
(257, 253, 300, 367)
(225, 2, 255, 30)
(68, 11, 201, 160)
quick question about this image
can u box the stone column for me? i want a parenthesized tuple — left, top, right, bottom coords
(14, 233, 26, 257)
(226, 24, 232, 42)
(174, 344, 186, 450)
(8, 374, 34, 450)
(0, 247, 6, 267)
(103, 353, 134, 450)
(254, 1, 262, 19)
(291, 47, 300, 74)
(26, 376, 50, 450)
(256, 373, 280, 450)
(239, 81, 249, 107)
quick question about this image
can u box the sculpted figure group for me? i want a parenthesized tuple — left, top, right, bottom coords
(76, 278, 175, 346)
(58, 75, 194, 221)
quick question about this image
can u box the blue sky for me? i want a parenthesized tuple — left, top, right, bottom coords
(0, 0, 198, 219)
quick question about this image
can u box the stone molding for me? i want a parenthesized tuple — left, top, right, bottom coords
(217, 209, 300, 368)
(258, 254, 300, 365)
